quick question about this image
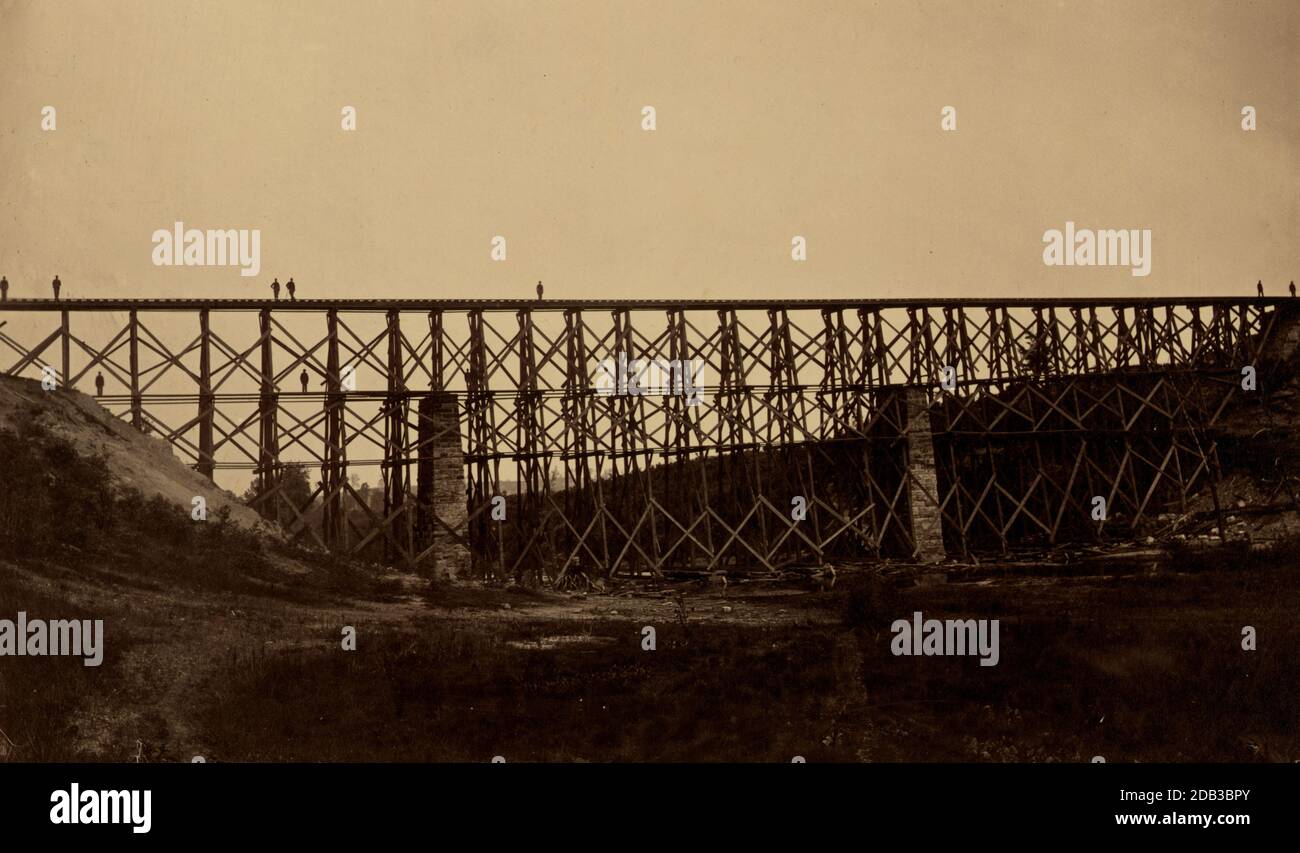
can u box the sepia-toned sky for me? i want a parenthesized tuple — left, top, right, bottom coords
(0, 0, 1296, 302)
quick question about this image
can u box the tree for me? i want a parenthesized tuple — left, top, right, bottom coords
(241, 463, 315, 520)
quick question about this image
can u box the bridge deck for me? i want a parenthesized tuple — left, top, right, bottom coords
(0, 295, 1290, 311)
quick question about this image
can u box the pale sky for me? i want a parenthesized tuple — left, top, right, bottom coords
(0, 0, 1296, 304)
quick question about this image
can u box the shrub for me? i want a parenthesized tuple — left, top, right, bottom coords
(0, 423, 115, 557)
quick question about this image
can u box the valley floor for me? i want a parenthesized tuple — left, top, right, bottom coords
(3, 547, 1297, 763)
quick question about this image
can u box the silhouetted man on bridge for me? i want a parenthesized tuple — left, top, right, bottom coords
(271, 278, 281, 301)
(1258, 280, 1264, 298)
(300, 369, 309, 393)
(0, 276, 7, 301)
(95, 371, 105, 397)
(287, 278, 296, 301)
(52, 275, 61, 300)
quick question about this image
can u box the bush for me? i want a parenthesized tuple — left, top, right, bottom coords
(0, 422, 115, 557)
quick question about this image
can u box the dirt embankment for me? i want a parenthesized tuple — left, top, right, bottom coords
(0, 375, 271, 534)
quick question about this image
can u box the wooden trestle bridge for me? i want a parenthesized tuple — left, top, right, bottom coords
(1, 295, 1292, 582)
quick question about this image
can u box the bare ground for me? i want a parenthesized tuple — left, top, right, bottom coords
(5, 545, 1298, 763)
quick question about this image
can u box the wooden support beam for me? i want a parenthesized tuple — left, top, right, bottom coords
(128, 310, 142, 429)
(198, 308, 215, 480)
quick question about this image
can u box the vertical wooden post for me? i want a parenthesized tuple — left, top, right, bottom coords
(324, 309, 345, 549)
(257, 308, 278, 522)
(428, 310, 444, 392)
(466, 310, 487, 576)
(514, 307, 540, 581)
(562, 307, 590, 579)
(383, 309, 406, 564)
(60, 309, 70, 389)
(128, 309, 142, 429)
(197, 308, 215, 480)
